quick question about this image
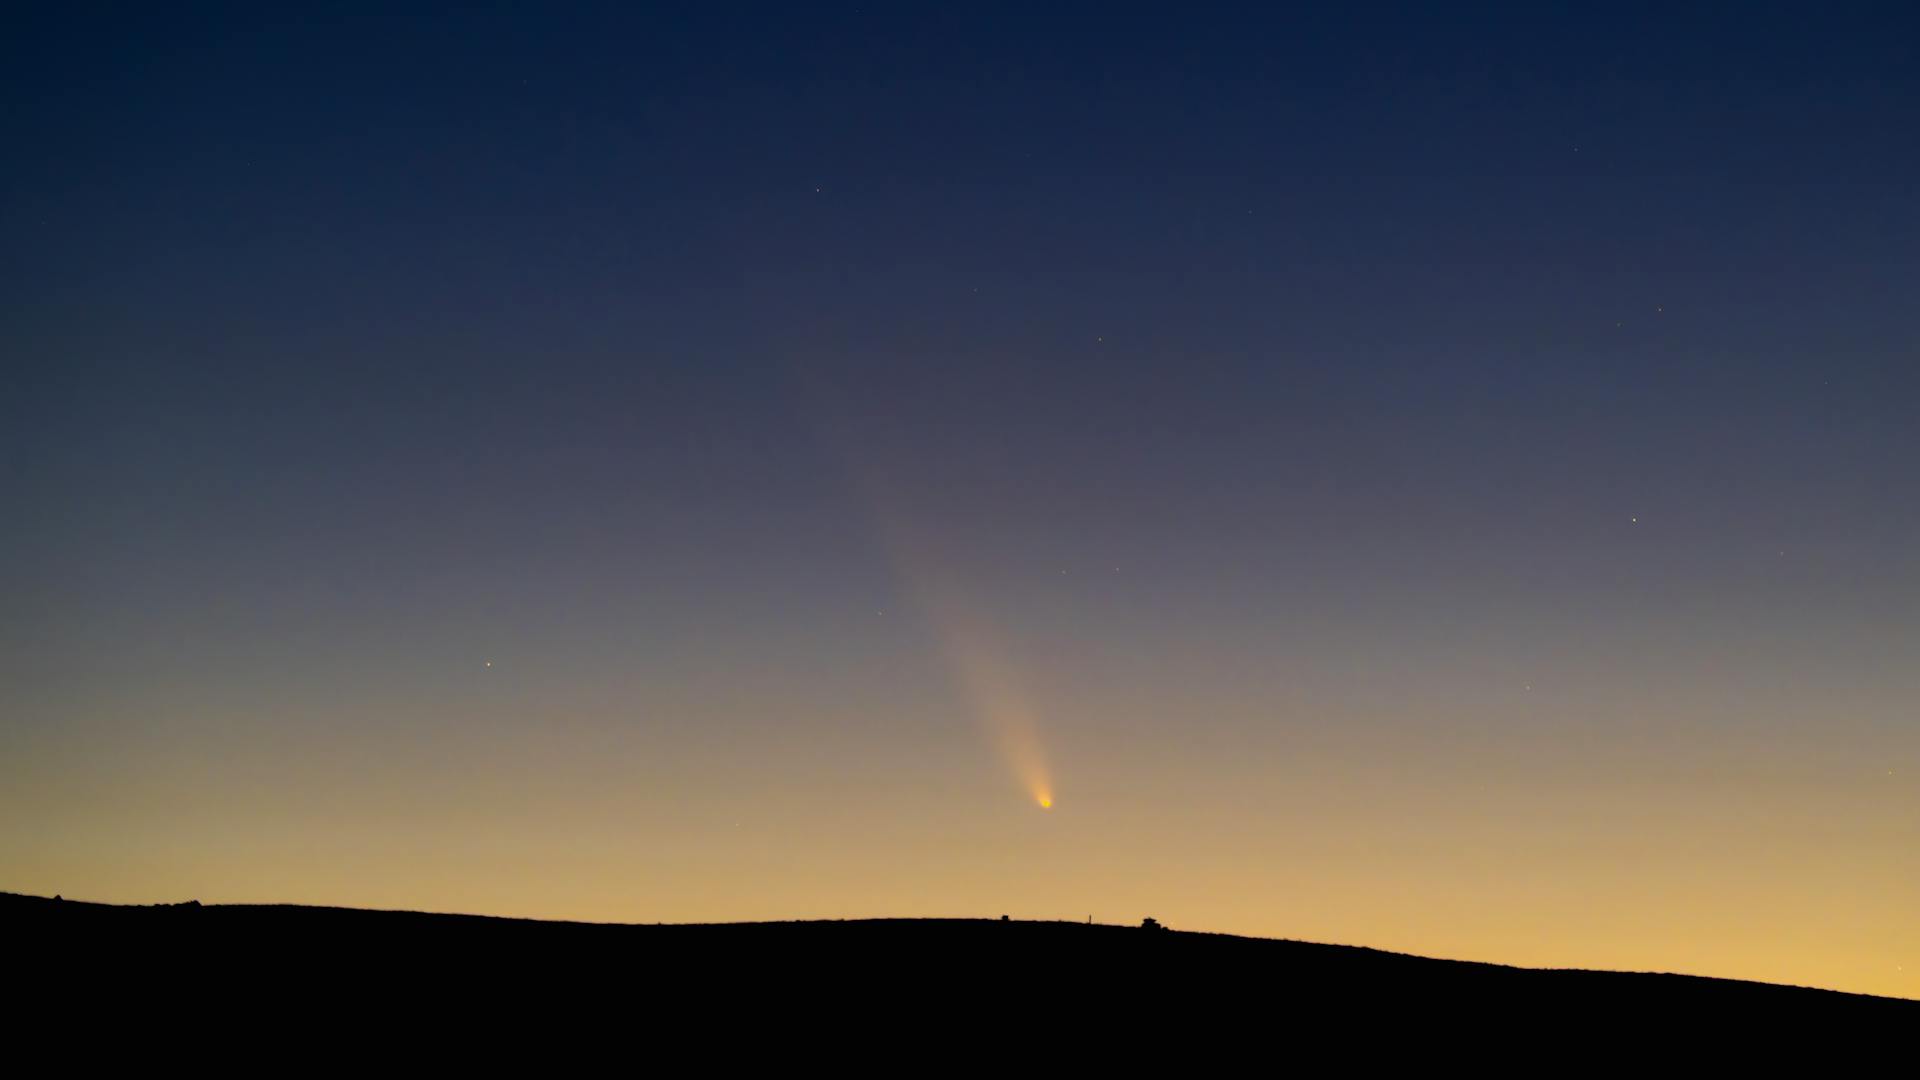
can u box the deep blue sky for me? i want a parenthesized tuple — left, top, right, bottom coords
(3, 3, 1917, 995)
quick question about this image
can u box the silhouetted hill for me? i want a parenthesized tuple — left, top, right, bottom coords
(5, 890, 1910, 1050)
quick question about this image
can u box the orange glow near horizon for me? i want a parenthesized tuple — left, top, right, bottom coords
(6, 461, 1912, 1002)
(2, 686, 1914, 1000)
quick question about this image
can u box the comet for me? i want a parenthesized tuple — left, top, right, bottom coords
(926, 586, 1056, 809)
(801, 392, 1058, 810)
(861, 518, 1056, 809)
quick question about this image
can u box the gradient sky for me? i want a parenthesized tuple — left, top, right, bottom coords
(4, 4, 1917, 997)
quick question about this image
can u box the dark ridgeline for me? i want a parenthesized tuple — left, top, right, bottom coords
(6, 891, 1912, 1039)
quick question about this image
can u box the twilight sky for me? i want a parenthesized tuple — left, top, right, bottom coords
(3, 4, 1916, 997)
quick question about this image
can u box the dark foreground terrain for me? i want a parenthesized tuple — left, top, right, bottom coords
(5, 890, 1910, 1051)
